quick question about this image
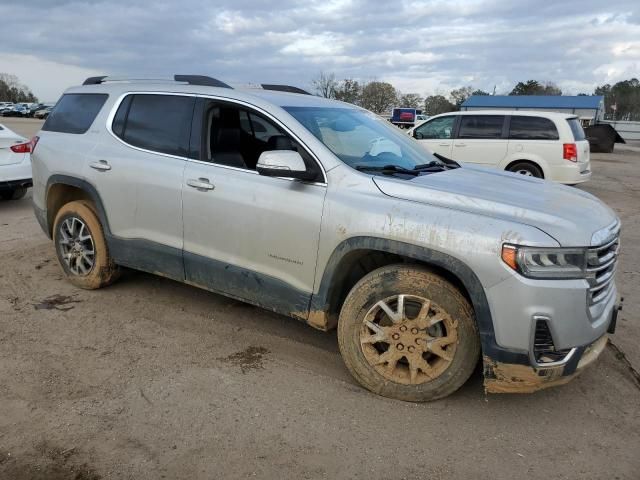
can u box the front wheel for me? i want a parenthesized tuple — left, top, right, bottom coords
(337, 265, 480, 402)
(53, 200, 121, 289)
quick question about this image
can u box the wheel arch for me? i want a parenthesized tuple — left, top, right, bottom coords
(503, 157, 547, 178)
(309, 236, 527, 365)
(44, 175, 111, 238)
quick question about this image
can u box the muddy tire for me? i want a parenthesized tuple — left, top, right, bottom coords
(53, 200, 120, 289)
(1, 187, 27, 200)
(337, 265, 480, 402)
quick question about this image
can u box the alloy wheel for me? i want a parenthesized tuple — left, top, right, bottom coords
(360, 294, 458, 385)
(57, 217, 96, 276)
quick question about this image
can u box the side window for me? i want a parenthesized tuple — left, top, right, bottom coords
(509, 116, 559, 140)
(112, 94, 195, 157)
(204, 102, 321, 181)
(458, 115, 504, 139)
(414, 116, 455, 139)
(43, 93, 108, 134)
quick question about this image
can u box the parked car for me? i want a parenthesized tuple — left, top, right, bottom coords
(31, 75, 620, 401)
(1, 105, 29, 117)
(408, 111, 591, 184)
(0, 104, 15, 115)
(27, 103, 46, 117)
(0, 123, 32, 200)
(34, 106, 53, 119)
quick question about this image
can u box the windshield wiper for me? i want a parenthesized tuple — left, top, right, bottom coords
(356, 164, 420, 176)
(413, 158, 460, 172)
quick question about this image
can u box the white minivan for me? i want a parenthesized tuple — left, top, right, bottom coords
(408, 110, 591, 184)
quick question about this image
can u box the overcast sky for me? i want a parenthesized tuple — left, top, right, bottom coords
(0, 0, 639, 101)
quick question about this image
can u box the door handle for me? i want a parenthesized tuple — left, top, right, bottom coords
(186, 178, 215, 191)
(438, 143, 451, 146)
(454, 143, 467, 147)
(89, 160, 111, 171)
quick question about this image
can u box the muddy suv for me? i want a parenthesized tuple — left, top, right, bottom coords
(31, 75, 621, 401)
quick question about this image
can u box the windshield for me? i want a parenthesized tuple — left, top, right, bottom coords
(283, 106, 439, 171)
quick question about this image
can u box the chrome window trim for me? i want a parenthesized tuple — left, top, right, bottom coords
(105, 91, 197, 162)
(104, 91, 328, 185)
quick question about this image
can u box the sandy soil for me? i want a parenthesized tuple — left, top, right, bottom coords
(1, 118, 638, 479)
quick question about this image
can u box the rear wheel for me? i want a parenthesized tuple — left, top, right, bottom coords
(337, 265, 480, 402)
(507, 161, 543, 178)
(53, 200, 121, 289)
(0, 187, 27, 200)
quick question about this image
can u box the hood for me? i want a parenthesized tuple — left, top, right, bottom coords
(372, 165, 618, 246)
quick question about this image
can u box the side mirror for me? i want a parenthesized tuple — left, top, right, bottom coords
(256, 150, 315, 181)
(413, 131, 424, 140)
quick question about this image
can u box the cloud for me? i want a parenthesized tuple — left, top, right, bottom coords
(0, 0, 638, 100)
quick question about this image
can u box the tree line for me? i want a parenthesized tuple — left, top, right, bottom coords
(0, 73, 38, 103)
(312, 72, 640, 120)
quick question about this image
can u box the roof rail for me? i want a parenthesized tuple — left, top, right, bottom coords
(260, 84, 311, 95)
(81, 75, 232, 89)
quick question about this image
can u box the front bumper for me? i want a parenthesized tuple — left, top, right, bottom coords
(484, 333, 609, 393)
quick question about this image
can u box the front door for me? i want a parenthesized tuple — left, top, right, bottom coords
(411, 115, 456, 158)
(182, 99, 327, 319)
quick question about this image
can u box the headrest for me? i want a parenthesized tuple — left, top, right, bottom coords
(216, 128, 241, 149)
(267, 135, 294, 151)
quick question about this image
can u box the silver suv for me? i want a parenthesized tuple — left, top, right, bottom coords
(31, 75, 621, 401)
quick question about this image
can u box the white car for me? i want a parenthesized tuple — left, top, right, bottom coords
(0, 123, 32, 200)
(407, 110, 591, 184)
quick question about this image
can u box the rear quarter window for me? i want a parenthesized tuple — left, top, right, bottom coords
(509, 116, 559, 140)
(567, 118, 586, 141)
(111, 94, 195, 157)
(42, 93, 108, 134)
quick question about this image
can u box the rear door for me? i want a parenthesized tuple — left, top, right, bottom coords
(451, 115, 507, 166)
(411, 115, 456, 157)
(83, 93, 195, 279)
(507, 115, 561, 169)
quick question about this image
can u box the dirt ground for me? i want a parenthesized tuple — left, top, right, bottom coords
(1, 118, 639, 479)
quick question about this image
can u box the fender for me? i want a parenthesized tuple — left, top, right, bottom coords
(309, 236, 530, 366)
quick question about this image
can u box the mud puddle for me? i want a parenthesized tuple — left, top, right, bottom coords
(219, 346, 270, 373)
(33, 294, 81, 311)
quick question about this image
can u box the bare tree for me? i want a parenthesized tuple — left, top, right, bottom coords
(0, 73, 38, 103)
(334, 78, 362, 105)
(397, 93, 424, 109)
(312, 71, 337, 99)
(360, 81, 397, 114)
(449, 86, 474, 108)
(424, 95, 455, 115)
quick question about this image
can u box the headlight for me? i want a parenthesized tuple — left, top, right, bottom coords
(501, 244, 587, 279)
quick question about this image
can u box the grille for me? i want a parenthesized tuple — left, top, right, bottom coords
(587, 235, 619, 305)
(534, 319, 572, 363)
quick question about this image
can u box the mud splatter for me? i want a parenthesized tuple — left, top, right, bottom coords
(219, 346, 270, 374)
(33, 294, 81, 311)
